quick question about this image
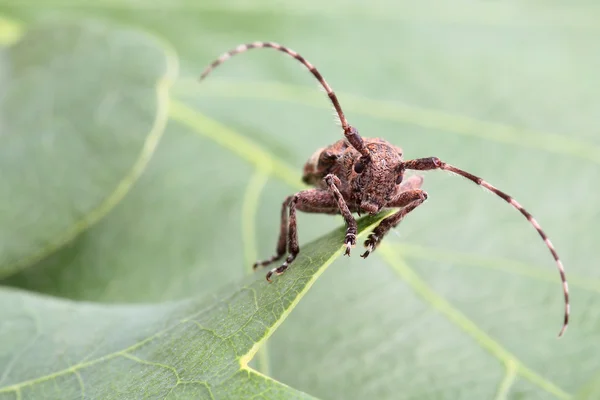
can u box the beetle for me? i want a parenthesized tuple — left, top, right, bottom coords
(199, 42, 569, 336)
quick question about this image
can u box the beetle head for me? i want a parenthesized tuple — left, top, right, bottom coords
(353, 142, 404, 215)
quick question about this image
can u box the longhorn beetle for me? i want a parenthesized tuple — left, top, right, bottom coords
(200, 42, 569, 337)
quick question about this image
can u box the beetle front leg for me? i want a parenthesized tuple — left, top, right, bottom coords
(324, 173, 357, 256)
(253, 196, 292, 269)
(361, 189, 428, 258)
(265, 189, 338, 282)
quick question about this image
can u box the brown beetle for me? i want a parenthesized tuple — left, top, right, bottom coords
(200, 42, 569, 337)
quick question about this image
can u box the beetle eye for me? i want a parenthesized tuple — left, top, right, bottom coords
(354, 161, 365, 174)
(395, 175, 403, 184)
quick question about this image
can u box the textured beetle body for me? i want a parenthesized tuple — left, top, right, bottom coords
(303, 138, 406, 215)
(200, 41, 570, 337)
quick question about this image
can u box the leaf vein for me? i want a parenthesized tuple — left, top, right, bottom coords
(179, 78, 600, 166)
(399, 242, 600, 294)
(120, 353, 181, 382)
(494, 360, 518, 400)
(0, 20, 180, 278)
(378, 244, 571, 400)
(73, 370, 85, 400)
(0, 287, 254, 393)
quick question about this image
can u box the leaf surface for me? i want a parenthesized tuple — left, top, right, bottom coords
(0, 213, 394, 399)
(0, 16, 174, 278)
(2, 3, 600, 400)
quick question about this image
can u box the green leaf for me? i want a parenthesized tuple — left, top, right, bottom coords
(2, 3, 600, 400)
(0, 17, 175, 278)
(0, 214, 388, 399)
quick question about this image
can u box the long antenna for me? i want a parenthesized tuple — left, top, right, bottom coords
(199, 41, 350, 131)
(404, 156, 569, 337)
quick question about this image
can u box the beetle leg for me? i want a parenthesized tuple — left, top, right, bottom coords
(361, 189, 428, 258)
(324, 174, 357, 256)
(261, 189, 337, 281)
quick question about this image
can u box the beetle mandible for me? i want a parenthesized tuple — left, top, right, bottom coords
(199, 42, 569, 337)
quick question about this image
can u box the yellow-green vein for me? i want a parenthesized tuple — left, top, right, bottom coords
(120, 353, 182, 382)
(240, 168, 272, 376)
(398, 242, 600, 294)
(575, 368, 600, 399)
(169, 100, 301, 189)
(73, 369, 84, 400)
(0, 18, 180, 278)
(238, 210, 394, 370)
(244, 368, 317, 399)
(241, 170, 271, 274)
(377, 244, 571, 400)
(177, 78, 600, 165)
(0, 280, 257, 393)
(494, 360, 518, 400)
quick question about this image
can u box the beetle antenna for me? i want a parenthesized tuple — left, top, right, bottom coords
(200, 42, 371, 159)
(404, 157, 569, 337)
(200, 42, 349, 130)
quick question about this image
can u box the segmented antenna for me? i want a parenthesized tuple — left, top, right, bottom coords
(456, 167, 569, 336)
(199, 42, 350, 131)
(405, 157, 569, 336)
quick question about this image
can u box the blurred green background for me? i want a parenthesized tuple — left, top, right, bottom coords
(0, 1, 599, 399)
